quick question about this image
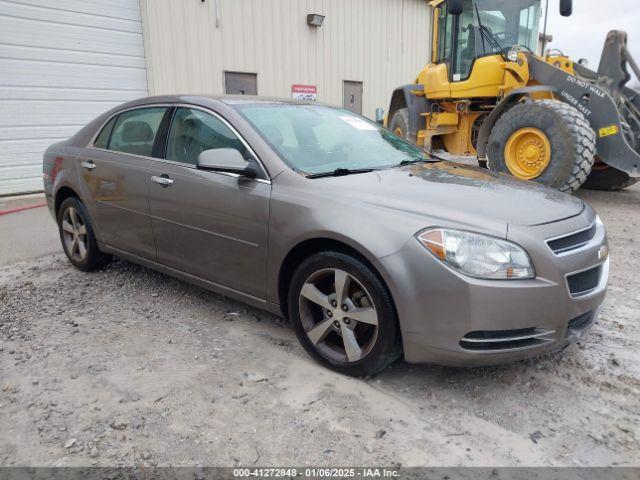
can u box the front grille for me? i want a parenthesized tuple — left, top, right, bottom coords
(460, 327, 553, 351)
(567, 266, 601, 296)
(547, 223, 596, 254)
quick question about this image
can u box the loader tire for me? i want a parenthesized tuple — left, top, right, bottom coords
(389, 108, 415, 143)
(487, 100, 596, 192)
(582, 166, 638, 191)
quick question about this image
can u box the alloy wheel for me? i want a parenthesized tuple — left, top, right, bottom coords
(298, 268, 379, 363)
(61, 207, 88, 262)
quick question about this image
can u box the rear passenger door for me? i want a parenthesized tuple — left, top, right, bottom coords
(147, 106, 271, 298)
(78, 107, 169, 259)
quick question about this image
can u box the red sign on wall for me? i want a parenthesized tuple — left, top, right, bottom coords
(291, 84, 317, 101)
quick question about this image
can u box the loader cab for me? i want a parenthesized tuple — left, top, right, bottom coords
(425, 0, 543, 98)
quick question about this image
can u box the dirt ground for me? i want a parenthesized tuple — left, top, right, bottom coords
(0, 185, 639, 468)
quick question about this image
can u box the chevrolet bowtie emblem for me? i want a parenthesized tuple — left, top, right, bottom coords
(598, 245, 609, 261)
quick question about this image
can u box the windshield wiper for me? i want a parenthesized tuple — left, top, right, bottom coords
(306, 167, 376, 179)
(396, 159, 427, 167)
(479, 25, 505, 58)
(474, 5, 506, 60)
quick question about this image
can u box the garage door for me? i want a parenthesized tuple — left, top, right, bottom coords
(0, 0, 148, 196)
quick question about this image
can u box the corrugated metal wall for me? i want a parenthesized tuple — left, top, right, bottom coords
(0, 0, 148, 196)
(140, 0, 431, 118)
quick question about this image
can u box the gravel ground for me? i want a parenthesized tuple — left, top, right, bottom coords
(0, 185, 639, 467)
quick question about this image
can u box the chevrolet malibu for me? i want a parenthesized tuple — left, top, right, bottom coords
(43, 96, 609, 375)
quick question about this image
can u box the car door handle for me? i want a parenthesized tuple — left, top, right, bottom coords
(151, 175, 174, 186)
(81, 161, 96, 171)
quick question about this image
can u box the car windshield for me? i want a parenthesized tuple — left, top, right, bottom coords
(466, 0, 542, 54)
(234, 104, 432, 175)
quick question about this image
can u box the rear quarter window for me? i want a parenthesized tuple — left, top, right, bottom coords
(94, 116, 116, 149)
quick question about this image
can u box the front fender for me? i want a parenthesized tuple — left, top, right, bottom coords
(476, 85, 558, 159)
(387, 84, 429, 140)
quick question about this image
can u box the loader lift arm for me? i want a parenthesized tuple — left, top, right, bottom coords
(386, 0, 638, 192)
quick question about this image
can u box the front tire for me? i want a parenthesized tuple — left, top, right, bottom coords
(487, 100, 596, 192)
(288, 251, 401, 376)
(57, 197, 111, 271)
(389, 108, 415, 143)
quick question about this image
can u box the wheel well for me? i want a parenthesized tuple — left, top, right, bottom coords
(388, 89, 408, 125)
(278, 238, 385, 319)
(54, 186, 79, 218)
(477, 86, 558, 158)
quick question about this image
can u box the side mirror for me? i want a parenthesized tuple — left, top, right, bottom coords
(448, 0, 464, 15)
(197, 148, 258, 179)
(375, 107, 385, 125)
(559, 0, 572, 17)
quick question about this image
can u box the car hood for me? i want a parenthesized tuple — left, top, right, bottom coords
(319, 161, 584, 227)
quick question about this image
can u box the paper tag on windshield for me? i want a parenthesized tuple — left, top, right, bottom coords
(339, 116, 377, 131)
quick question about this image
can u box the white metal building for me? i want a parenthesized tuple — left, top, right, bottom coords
(0, 0, 148, 195)
(0, 0, 431, 195)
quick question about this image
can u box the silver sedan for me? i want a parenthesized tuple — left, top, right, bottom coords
(43, 95, 608, 375)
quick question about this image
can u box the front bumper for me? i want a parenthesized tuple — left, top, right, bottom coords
(380, 209, 608, 366)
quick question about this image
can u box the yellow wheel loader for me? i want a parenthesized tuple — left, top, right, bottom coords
(386, 0, 640, 191)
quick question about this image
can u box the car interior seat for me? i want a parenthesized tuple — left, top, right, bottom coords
(119, 120, 154, 156)
(169, 117, 202, 165)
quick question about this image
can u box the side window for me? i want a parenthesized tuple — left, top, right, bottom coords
(94, 116, 116, 149)
(108, 107, 167, 157)
(166, 108, 248, 166)
(436, 5, 453, 65)
(453, 1, 476, 80)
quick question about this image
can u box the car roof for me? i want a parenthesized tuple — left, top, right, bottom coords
(120, 94, 322, 109)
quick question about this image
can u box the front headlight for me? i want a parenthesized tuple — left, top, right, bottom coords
(416, 228, 535, 280)
(507, 48, 520, 62)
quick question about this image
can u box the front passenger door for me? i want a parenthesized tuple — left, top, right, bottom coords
(148, 107, 271, 298)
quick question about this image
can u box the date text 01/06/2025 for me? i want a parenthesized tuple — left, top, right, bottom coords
(232, 467, 400, 478)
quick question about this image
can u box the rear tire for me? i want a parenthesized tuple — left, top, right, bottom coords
(487, 100, 596, 192)
(288, 251, 402, 376)
(389, 108, 415, 143)
(582, 166, 638, 191)
(57, 197, 112, 272)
